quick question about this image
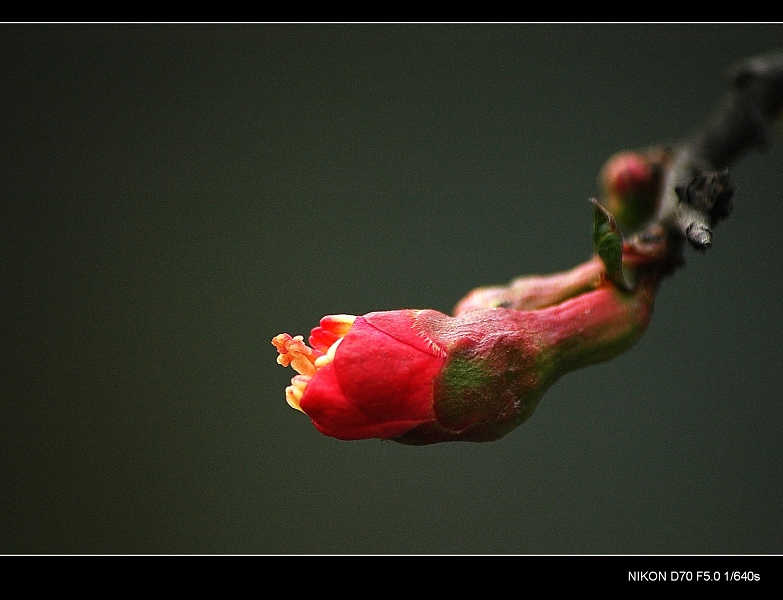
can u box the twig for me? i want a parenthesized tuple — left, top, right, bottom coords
(654, 51, 783, 253)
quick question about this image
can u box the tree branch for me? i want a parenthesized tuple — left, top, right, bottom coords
(654, 51, 783, 253)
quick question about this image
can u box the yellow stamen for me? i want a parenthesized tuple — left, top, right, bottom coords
(314, 336, 344, 369)
(272, 333, 317, 377)
(273, 315, 356, 411)
(285, 375, 310, 412)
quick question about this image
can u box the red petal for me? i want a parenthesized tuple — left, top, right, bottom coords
(362, 310, 447, 357)
(298, 312, 446, 440)
(301, 363, 431, 440)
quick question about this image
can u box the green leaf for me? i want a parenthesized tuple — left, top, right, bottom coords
(591, 198, 634, 291)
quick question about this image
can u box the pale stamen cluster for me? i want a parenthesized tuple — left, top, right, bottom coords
(272, 314, 356, 411)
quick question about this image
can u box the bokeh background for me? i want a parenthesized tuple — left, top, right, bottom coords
(2, 23, 782, 554)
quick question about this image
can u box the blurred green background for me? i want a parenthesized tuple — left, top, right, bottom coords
(2, 23, 782, 554)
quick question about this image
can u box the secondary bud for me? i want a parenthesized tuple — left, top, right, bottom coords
(600, 149, 665, 231)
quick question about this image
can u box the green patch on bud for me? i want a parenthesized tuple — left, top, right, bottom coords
(434, 352, 497, 432)
(433, 339, 546, 439)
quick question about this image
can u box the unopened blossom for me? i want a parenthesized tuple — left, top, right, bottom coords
(273, 256, 660, 445)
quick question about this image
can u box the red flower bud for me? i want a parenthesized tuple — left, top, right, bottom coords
(273, 259, 658, 445)
(600, 149, 667, 231)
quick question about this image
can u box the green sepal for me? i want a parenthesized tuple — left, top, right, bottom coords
(591, 198, 634, 291)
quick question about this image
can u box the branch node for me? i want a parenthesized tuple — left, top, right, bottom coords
(685, 223, 713, 251)
(675, 168, 735, 228)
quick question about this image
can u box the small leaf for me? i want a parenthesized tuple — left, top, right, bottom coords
(591, 198, 634, 291)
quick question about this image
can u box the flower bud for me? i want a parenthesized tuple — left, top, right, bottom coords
(599, 149, 666, 231)
(273, 263, 658, 444)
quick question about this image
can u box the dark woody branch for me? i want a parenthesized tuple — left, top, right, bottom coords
(655, 51, 783, 252)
